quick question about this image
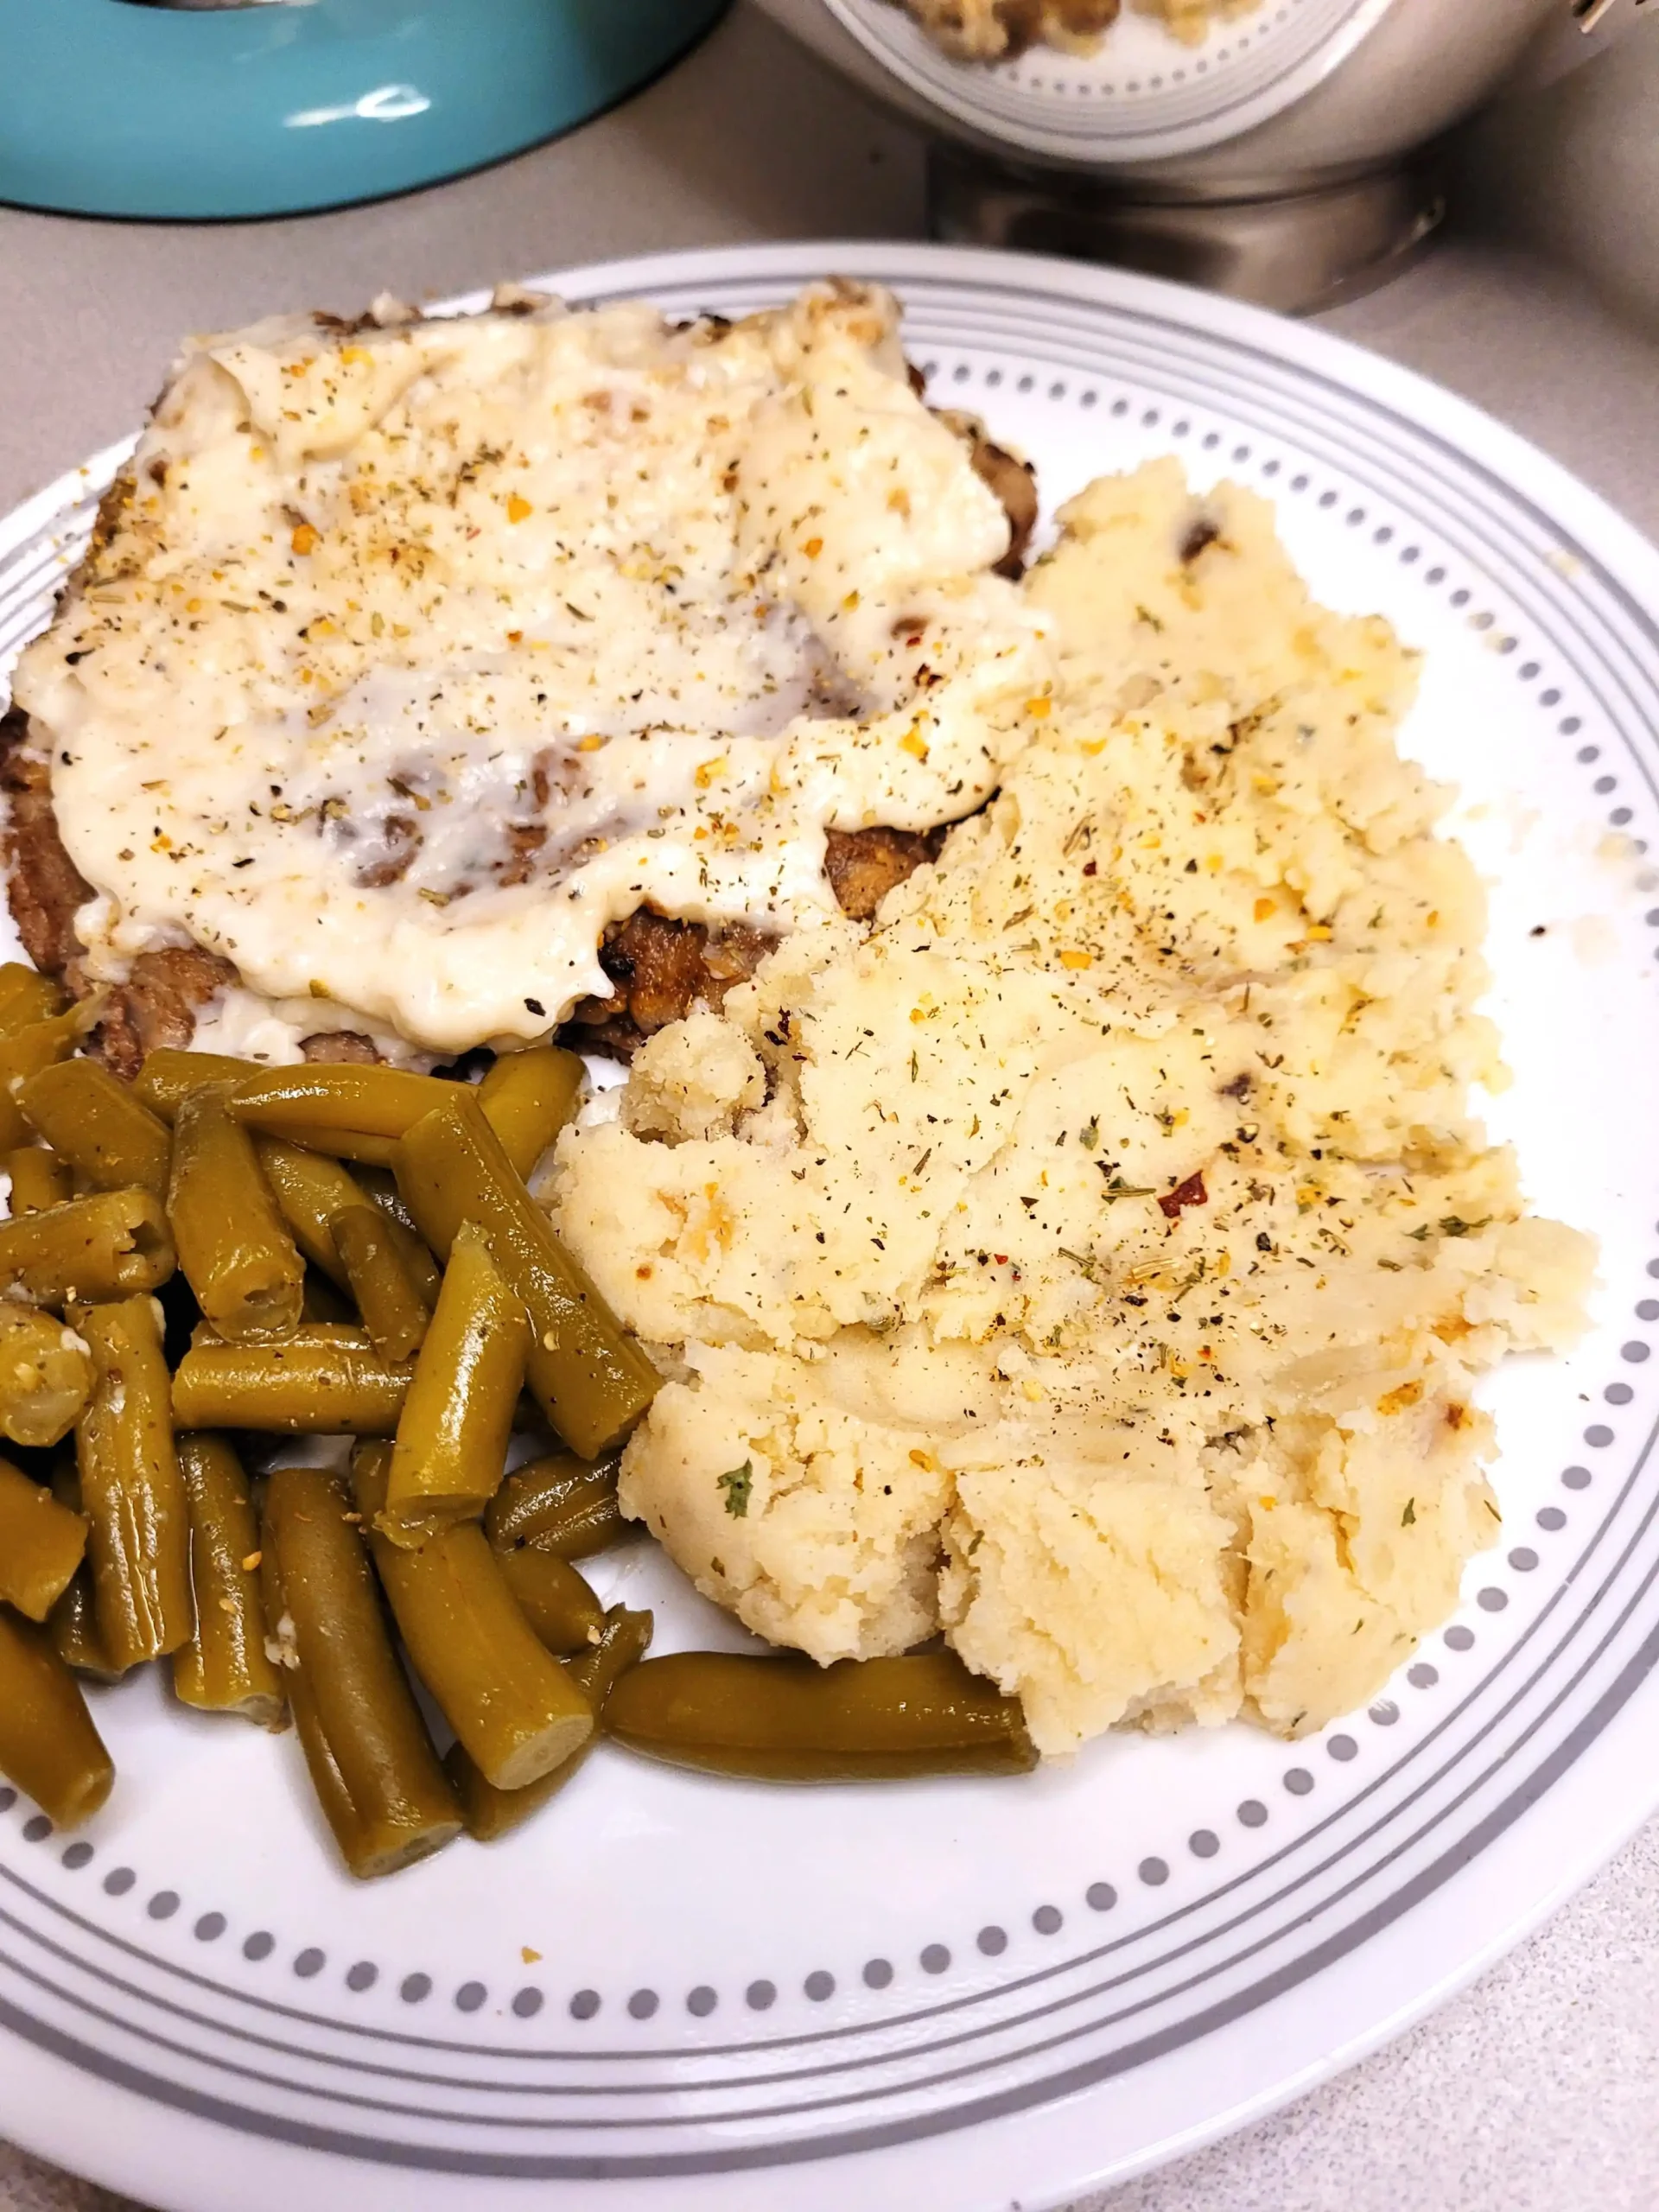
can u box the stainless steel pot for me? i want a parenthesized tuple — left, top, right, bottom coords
(751, 0, 1654, 307)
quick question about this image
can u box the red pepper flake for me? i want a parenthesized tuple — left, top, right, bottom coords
(993, 1254, 1009, 1265)
(1159, 1172, 1209, 1220)
(1082, 860, 1097, 877)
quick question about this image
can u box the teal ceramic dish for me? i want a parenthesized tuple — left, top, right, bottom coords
(0, 0, 728, 220)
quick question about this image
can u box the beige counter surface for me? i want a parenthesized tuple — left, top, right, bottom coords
(1, 9, 1656, 2209)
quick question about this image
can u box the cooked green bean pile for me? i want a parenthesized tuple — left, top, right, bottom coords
(0, 963, 1035, 1878)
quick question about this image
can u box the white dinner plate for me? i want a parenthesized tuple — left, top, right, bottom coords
(3, 242, 1659, 2212)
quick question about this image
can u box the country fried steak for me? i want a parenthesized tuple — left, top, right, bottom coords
(1, 706, 381, 1075)
(564, 824, 946, 1058)
(2, 306, 1032, 1072)
(3, 703, 952, 1071)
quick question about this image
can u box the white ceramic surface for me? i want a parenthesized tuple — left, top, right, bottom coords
(3, 242, 1659, 2212)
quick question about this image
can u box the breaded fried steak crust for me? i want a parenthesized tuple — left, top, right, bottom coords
(7, 283, 1049, 1067)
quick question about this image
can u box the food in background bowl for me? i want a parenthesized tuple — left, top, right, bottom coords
(884, 0, 1264, 66)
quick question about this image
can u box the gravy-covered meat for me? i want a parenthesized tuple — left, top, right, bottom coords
(10, 283, 1049, 1065)
(823, 824, 944, 921)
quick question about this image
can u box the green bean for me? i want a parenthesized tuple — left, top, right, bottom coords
(171, 1327, 413, 1433)
(0, 1304, 95, 1449)
(253, 1138, 361, 1287)
(263, 1463, 460, 1879)
(0, 1453, 88, 1618)
(6, 1145, 73, 1215)
(0, 1186, 175, 1306)
(277, 1125, 400, 1167)
(353, 1169, 445, 1306)
(0, 1607, 115, 1828)
(331, 1206, 429, 1366)
(172, 1434, 284, 1726)
(353, 1442, 592, 1790)
(354, 1164, 419, 1235)
(0, 1009, 86, 1149)
(447, 1605, 652, 1841)
(18, 1058, 172, 1198)
(48, 1460, 125, 1680)
(143, 1058, 407, 1164)
(226, 1065, 455, 1147)
(77, 1294, 194, 1668)
(394, 1092, 658, 1459)
(486, 1449, 625, 1560)
(569, 1607, 653, 1707)
(130, 1048, 257, 1120)
(266, 1602, 365, 1870)
(603, 1650, 1038, 1782)
(0, 963, 67, 1039)
(477, 1047, 585, 1181)
(168, 1085, 304, 1342)
(493, 1545, 605, 1655)
(379, 1223, 525, 1545)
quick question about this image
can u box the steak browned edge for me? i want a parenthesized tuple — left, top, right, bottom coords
(0, 336, 1023, 1072)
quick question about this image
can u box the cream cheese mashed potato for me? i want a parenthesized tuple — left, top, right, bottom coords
(552, 460, 1592, 1754)
(12, 284, 1046, 1058)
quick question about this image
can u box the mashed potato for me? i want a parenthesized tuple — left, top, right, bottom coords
(552, 460, 1592, 1754)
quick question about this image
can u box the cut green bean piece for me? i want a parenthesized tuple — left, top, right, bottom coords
(332, 1205, 429, 1366)
(353, 1170, 444, 1307)
(173, 1433, 284, 1726)
(0, 1607, 115, 1828)
(264, 1463, 459, 1879)
(168, 1084, 304, 1342)
(0, 1008, 84, 1149)
(172, 1327, 413, 1433)
(226, 1065, 455, 1145)
(353, 1443, 593, 1790)
(277, 1656, 366, 1861)
(6, 1145, 73, 1215)
(565, 1605, 654, 1707)
(394, 1091, 658, 1459)
(493, 1545, 604, 1655)
(260, 1541, 364, 1867)
(486, 1449, 624, 1560)
(77, 1294, 193, 1668)
(355, 1164, 419, 1235)
(0, 1452, 88, 1618)
(477, 1047, 585, 1181)
(18, 1058, 172, 1198)
(0, 963, 67, 1039)
(254, 1139, 362, 1287)
(0, 1304, 95, 1449)
(381, 1212, 442, 1310)
(603, 1650, 1038, 1783)
(48, 1460, 126, 1681)
(379, 1223, 525, 1546)
(131, 1048, 256, 1121)
(0, 1186, 175, 1306)
(271, 1125, 400, 1168)
(448, 1605, 653, 1841)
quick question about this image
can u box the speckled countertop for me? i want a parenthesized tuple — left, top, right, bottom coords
(1, 8, 1656, 2208)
